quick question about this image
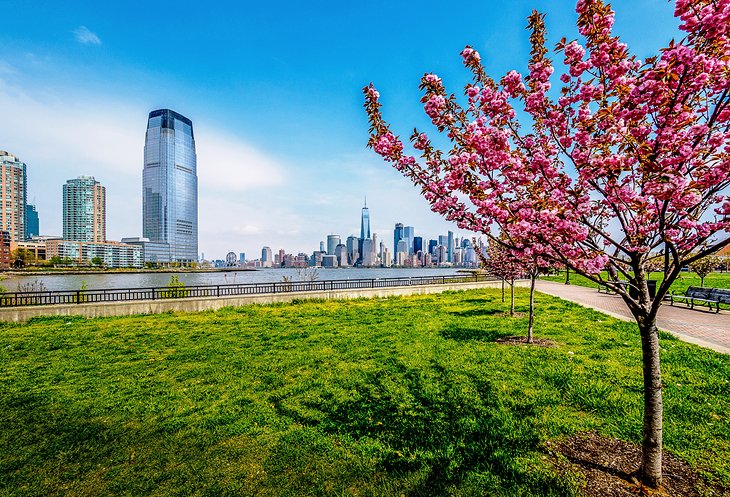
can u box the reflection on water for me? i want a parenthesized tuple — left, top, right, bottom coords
(2, 267, 463, 292)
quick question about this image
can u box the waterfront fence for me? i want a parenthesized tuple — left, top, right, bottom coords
(0, 273, 499, 308)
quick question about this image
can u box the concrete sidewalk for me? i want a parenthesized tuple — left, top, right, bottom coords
(536, 280, 729, 354)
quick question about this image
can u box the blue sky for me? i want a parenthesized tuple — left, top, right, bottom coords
(0, 0, 679, 259)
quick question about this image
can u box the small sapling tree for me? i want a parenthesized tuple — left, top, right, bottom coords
(689, 254, 720, 287)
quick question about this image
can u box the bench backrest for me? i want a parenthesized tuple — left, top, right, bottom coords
(709, 288, 730, 304)
(686, 286, 713, 299)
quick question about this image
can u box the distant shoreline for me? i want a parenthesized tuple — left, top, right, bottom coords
(1, 267, 259, 277)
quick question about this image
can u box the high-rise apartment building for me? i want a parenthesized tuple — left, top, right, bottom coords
(143, 109, 198, 264)
(63, 176, 106, 242)
(0, 151, 27, 242)
(25, 204, 39, 239)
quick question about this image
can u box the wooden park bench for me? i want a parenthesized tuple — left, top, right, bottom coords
(597, 281, 628, 294)
(668, 286, 730, 313)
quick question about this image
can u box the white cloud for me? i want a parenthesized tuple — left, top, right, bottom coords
(195, 125, 285, 193)
(73, 26, 101, 45)
(0, 79, 292, 253)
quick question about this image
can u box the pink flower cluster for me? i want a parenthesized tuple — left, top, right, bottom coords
(364, 0, 730, 286)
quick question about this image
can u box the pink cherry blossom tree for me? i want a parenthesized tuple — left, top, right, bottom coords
(481, 239, 522, 314)
(364, 0, 730, 488)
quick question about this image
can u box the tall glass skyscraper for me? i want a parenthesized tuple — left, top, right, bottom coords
(25, 204, 39, 239)
(63, 176, 106, 242)
(403, 226, 415, 255)
(360, 200, 370, 240)
(393, 223, 404, 262)
(143, 109, 198, 264)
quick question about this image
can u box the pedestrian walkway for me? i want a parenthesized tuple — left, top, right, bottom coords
(536, 280, 729, 354)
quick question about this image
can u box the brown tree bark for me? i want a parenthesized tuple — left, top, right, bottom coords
(509, 278, 515, 316)
(527, 272, 536, 343)
(637, 314, 663, 488)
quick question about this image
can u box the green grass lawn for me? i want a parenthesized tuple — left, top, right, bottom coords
(543, 271, 730, 294)
(1, 289, 728, 496)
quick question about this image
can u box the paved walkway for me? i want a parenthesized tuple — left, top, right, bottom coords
(536, 281, 729, 354)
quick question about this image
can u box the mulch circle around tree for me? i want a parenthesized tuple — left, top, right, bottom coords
(494, 335, 556, 347)
(545, 432, 729, 496)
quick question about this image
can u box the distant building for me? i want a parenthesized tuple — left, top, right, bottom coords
(358, 199, 371, 265)
(143, 109, 198, 265)
(46, 239, 142, 268)
(261, 246, 273, 268)
(404, 226, 415, 255)
(311, 250, 325, 267)
(10, 240, 46, 262)
(428, 239, 437, 255)
(63, 176, 106, 242)
(25, 204, 39, 239)
(437, 245, 448, 265)
(381, 247, 392, 268)
(360, 200, 371, 240)
(335, 244, 348, 267)
(319, 240, 325, 252)
(239, 252, 246, 263)
(121, 237, 170, 265)
(0, 151, 27, 242)
(447, 231, 454, 263)
(393, 223, 404, 262)
(327, 234, 340, 255)
(0, 231, 11, 269)
(321, 254, 338, 268)
(413, 236, 423, 255)
(361, 239, 376, 267)
(346, 235, 359, 266)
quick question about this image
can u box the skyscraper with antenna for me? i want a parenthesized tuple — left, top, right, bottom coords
(360, 196, 370, 240)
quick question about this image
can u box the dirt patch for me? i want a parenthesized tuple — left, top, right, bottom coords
(496, 311, 526, 318)
(546, 432, 729, 496)
(494, 335, 556, 347)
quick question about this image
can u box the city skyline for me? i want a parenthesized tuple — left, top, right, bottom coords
(0, 1, 681, 258)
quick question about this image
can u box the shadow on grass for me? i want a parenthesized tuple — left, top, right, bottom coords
(449, 308, 505, 318)
(440, 323, 510, 342)
(0, 391, 122, 493)
(305, 360, 574, 496)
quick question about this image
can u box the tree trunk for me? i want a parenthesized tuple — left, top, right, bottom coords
(565, 267, 570, 285)
(501, 278, 505, 303)
(638, 314, 663, 488)
(527, 273, 536, 343)
(509, 279, 515, 317)
(700, 276, 705, 288)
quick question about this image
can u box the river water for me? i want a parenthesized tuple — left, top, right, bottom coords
(2, 267, 465, 292)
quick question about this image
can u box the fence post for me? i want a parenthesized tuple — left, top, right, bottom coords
(75, 290, 81, 304)
(216, 285, 220, 297)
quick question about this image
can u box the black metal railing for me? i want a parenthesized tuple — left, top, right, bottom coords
(0, 273, 499, 308)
